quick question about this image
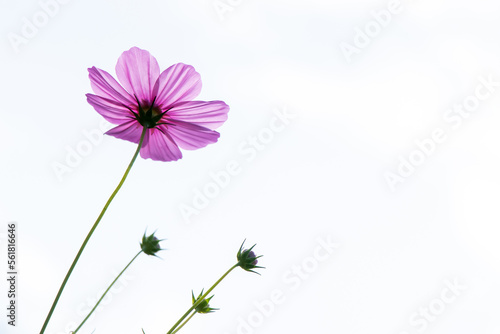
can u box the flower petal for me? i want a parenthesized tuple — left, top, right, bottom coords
(105, 120, 144, 144)
(166, 121, 220, 150)
(88, 66, 135, 105)
(86, 94, 134, 124)
(168, 100, 229, 130)
(140, 127, 182, 162)
(116, 47, 160, 104)
(155, 63, 202, 108)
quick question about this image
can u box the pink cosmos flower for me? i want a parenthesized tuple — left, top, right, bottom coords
(86, 47, 229, 161)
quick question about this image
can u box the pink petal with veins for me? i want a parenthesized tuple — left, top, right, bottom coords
(168, 100, 229, 130)
(86, 94, 133, 124)
(166, 121, 220, 150)
(116, 47, 160, 105)
(88, 67, 135, 105)
(105, 120, 145, 145)
(155, 63, 202, 108)
(140, 128, 182, 161)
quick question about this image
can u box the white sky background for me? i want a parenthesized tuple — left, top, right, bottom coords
(1, 0, 500, 333)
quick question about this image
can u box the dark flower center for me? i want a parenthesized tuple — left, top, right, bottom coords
(130, 96, 169, 129)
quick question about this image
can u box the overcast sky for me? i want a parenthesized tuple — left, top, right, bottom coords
(2, 0, 500, 333)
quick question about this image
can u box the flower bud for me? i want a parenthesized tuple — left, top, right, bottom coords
(140, 231, 163, 256)
(192, 289, 218, 314)
(237, 240, 264, 274)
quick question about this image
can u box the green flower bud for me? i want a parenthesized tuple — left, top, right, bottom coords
(237, 240, 264, 274)
(192, 289, 218, 314)
(140, 231, 163, 256)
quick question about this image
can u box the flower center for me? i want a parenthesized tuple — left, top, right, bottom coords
(131, 96, 168, 128)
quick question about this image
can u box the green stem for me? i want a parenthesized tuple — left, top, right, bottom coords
(171, 311, 196, 334)
(166, 264, 239, 334)
(40, 126, 148, 334)
(74, 250, 143, 333)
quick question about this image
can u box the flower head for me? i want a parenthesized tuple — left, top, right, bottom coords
(192, 289, 218, 314)
(86, 47, 229, 161)
(140, 231, 163, 256)
(237, 240, 264, 274)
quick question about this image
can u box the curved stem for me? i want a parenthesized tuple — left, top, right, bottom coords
(40, 126, 148, 334)
(166, 264, 239, 334)
(74, 250, 143, 333)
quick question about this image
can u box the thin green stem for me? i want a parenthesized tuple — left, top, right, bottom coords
(171, 311, 196, 334)
(40, 127, 148, 334)
(74, 250, 143, 333)
(166, 264, 239, 334)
